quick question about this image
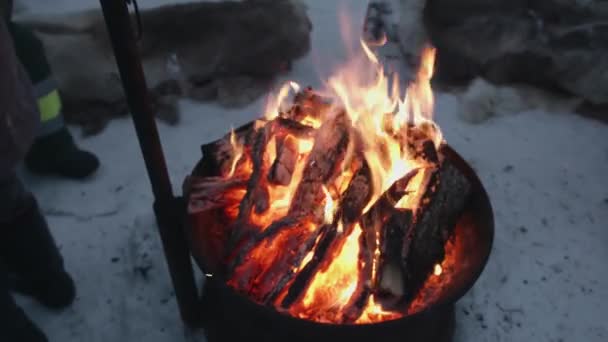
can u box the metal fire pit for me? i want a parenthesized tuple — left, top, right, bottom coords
(98, 0, 494, 338)
(187, 138, 493, 342)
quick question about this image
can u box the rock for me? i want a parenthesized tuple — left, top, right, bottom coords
(397, 0, 428, 63)
(216, 76, 273, 108)
(422, 0, 608, 118)
(16, 0, 312, 135)
(457, 77, 581, 123)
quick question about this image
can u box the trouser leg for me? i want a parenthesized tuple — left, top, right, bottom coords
(0, 172, 76, 309)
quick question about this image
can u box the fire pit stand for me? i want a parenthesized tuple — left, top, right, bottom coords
(188, 138, 492, 342)
(99, 0, 200, 328)
(98, 1, 494, 339)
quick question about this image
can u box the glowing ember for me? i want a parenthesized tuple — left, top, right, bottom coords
(434, 264, 443, 276)
(322, 186, 336, 224)
(289, 224, 363, 322)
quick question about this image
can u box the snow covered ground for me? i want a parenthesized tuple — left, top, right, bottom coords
(13, 0, 608, 341)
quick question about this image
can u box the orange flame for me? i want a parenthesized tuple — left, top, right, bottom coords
(264, 81, 301, 120)
(290, 223, 363, 322)
(325, 40, 441, 215)
(216, 12, 445, 325)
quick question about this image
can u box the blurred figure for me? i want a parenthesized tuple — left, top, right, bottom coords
(1, 10, 76, 342)
(3, 0, 99, 179)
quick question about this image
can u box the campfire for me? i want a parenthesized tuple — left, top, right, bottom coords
(186, 40, 472, 325)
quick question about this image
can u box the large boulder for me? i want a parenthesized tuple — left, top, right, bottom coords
(424, 0, 608, 108)
(15, 0, 312, 135)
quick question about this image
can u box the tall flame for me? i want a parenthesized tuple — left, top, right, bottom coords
(214, 11, 446, 325)
(325, 40, 441, 214)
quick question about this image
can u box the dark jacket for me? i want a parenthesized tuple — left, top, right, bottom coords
(0, 0, 11, 21)
(0, 18, 39, 179)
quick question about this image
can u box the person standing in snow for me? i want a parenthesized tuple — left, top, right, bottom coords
(1, 12, 76, 342)
(3, 0, 99, 179)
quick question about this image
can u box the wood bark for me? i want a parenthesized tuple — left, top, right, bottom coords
(280, 223, 336, 308)
(288, 113, 350, 219)
(187, 176, 248, 212)
(401, 158, 471, 302)
(225, 126, 270, 253)
(268, 134, 299, 185)
(283, 87, 332, 122)
(371, 158, 471, 308)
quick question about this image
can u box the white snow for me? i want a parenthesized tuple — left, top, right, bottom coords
(12, 0, 608, 341)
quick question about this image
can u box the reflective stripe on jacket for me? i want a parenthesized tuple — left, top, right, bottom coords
(34, 77, 64, 135)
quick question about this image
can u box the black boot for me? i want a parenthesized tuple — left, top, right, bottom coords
(0, 270, 48, 342)
(25, 127, 99, 179)
(1, 197, 76, 309)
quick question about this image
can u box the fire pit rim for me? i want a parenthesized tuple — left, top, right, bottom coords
(186, 131, 494, 327)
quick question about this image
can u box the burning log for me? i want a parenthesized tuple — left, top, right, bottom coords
(281, 161, 374, 310)
(187, 176, 248, 212)
(238, 126, 270, 217)
(279, 161, 370, 309)
(377, 209, 413, 308)
(403, 124, 440, 165)
(288, 113, 350, 219)
(345, 169, 420, 316)
(283, 86, 332, 123)
(403, 158, 471, 302)
(340, 164, 372, 224)
(259, 223, 326, 305)
(199, 121, 260, 176)
(280, 223, 337, 309)
(193, 115, 470, 322)
(272, 117, 317, 138)
(225, 126, 270, 251)
(226, 216, 297, 274)
(187, 43, 474, 324)
(268, 134, 299, 185)
(372, 158, 471, 309)
(341, 224, 374, 323)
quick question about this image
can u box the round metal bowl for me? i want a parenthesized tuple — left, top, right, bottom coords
(186, 132, 494, 342)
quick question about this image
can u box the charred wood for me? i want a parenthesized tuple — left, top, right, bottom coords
(288, 114, 350, 219)
(283, 86, 332, 122)
(226, 126, 270, 251)
(236, 126, 269, 220)
(261, 224, 326, 305)
(404, 124, 439, 165)
(280, 223, 336, 309)
(401, 158, 471, 304)
(226, 217, 298, 278)
(272, 117, 317, 138)
(187, 176, 249, 212)
(376, 209, 413, 310)
(198, 120, 260, 176)
(268, 134, 299, 185)
(339, 163, 372, 225)
(341, 224, 374, 323)
(357, 169, 419, 307)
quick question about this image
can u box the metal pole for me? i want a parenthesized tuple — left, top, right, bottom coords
(98, 0, 200, 328)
